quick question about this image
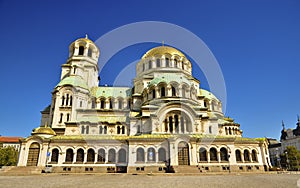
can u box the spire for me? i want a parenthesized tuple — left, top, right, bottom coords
(297, 115, 300, 126)
(282, 120, 285, 129)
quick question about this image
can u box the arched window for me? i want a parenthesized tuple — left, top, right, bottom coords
(171, 86, 176, 96)
(229, 127, 232, 135)
(252, 150, 258, 162)
(174, 115, 179, 133)
(118, 149, 126, 163)
(108, 149, 116, 163)
(100, 99, 105, 109)
(168, 116, 173, 133)
(165, 58, 169, 67)
(148, 60, 152, 69)
(158, 148, 166, 162)
(161, 87, 165, 97)
(136, 148, 145, 162)
(147, 148, 156, 162)
(220, 147, 228, 161)
(121, 126, 125, 134)
(76, 148, 84, 163)
(174, 59, 178, 67)
(51, 148, 59, 163)
(117, 126, 121, 134)
(104, 126, 107, 134)
(204, 101, 207, 107)
(87, 149, 95, 163)
(66, 113, 70, 122)
(99, 126, 103, 134)
(244, 150, 250, 162)
(70, 96, 72, 106)
(118, 99, 123, 109)
(109, 99, 113, 109)
(79, 46, 84, 55)
(66, 94, 69, 105)
(86, 126, 89, 134)
(87, 48, 92, 57)
(81, 126, 85, 134)
(152, 89, 156, 99)
(225, 127, 228, 135)
(59, 113, 63, 123)
(209, 148, 218, 161)
(97, 149, 105, 163)
(235, 150, 242, 162)
(62, 96, 65, 106)
(156, 59, 161, 67)
(65, 149, 73, 163)
(199, 147, 207, 161)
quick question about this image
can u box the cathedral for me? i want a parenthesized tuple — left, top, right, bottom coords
(18, 36, 270, 173)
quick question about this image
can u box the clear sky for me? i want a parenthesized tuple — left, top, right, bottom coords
(0, 0, 299, 139)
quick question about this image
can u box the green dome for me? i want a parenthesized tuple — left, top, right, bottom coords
(56, 76, 89, 89)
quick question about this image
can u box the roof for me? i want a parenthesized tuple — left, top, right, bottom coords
(0, 137, 22, 143)
(142, 46, 186, 59)
(56, 76, 89, 90)
(199, 89, 220, 101)
(92, 87, 131, 98)
(31, 126, 56, 136)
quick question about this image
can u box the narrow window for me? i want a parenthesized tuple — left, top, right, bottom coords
(117, 126, 120, 134)
(109, 99, 113, 109)
(148, 60, 152, 69)
(87, 149, 95, 162)
(174, 115, 179, 133)
(121, 126, 125, 134)
(99, 126, 103, 134)
(108, 149, 116, 163)
(236, 150, 242, 162)
(158, 148, 166, 162)
(172, 86, 176, 96)
(174, 59, 178, 67)
(136, 148, 145, 162)
(209, 148, 218, 161)
(165, 58, 169, 67)
(62, 96, 65, 106)
(209, 126, 212, 134)
(86, 126, 89, 134)
(79, 46, 84, 55)
(147, 148, 156, 162)
(118, 99, 123, 109)
(81, 126, 85, 134)
(97, 149, 105, 163)
(51, 148, 59, 163)
(59, 113, 63, 123)
(70, 96, 72, 106)
(244, 150, 250, 161)
(161, 87, 165, 97)
(76, 149, 84, 163)
(80, 101, 83, 108)
(169, 116, 173, 133)
(199, 148, 207, 161)
(220, 148, 228, 161)
(104, 126, 107, 134)
(66, 113, 70, 122)
(87, 48, 92, 57)
(152, 89, 156, 99)
(142, 63, 145, 71)
(73, 67, 76, 74)
(65, 149, 73, 162)
(156, 59, 160, 67)
(118, 149, 126, 163)
(100, 99, 105, 109)
(66, 94, 69, 106)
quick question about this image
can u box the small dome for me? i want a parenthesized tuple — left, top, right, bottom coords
(32, 126, 56, 136)
(142, 46, 186, 59)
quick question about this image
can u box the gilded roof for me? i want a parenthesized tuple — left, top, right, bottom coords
(142, 46, 186, 59)
(199, 89, 220, 101)
(32, 127, 56, 136)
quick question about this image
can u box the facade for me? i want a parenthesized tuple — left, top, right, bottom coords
(268, 120, 300, 166)
(18, 36, 270, 173)
(0, 137, 22, 151)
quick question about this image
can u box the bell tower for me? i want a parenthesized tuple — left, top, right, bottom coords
(60, 34, 100, 88)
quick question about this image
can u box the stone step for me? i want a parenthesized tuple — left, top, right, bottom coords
(0, 166, 43, 175)
(174, 166, 201, 173)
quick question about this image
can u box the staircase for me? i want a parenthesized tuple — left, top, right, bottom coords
(0, 166, 43, 175)
(173, 166, 201, 173)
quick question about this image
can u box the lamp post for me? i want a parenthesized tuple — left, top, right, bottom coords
(285, 151, 290, 171)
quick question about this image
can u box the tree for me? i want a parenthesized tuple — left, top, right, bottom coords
(0, 147, 19, 166)
(280, 146, 300, 171)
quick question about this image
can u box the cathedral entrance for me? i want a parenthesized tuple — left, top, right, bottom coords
(177, 142, 190, 165)
(26, 143, 40, 166)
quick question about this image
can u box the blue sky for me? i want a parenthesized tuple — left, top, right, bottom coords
(0, 0, 299, 139)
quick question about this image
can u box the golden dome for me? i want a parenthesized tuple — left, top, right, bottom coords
(31, 126, 56, 136)
(142, 46, 186, 59)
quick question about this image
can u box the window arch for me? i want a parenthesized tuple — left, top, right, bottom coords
(51, 148, 59, 163)
(199, 147, 207, 161)
(165, 58, 170, 67)
(209, 148, 218, 161)
(65, 148, 73, 162)
(100, 98, 105, 109)
(174, 59, 178, 67)
(252, 150, 258, 162)
(118, 149, 126, 163)
(76, 148, 84, 163)
(220, 147, 228, 161)
(87, 149, 95, 163)
(156, 59, 161, 67)
(78, 46, 84, 55)
(147, 148, 156, 162)
(97, 149, 105, 163)
(108, 149, 116, 163)
(136, 148, 145, 162)
(171, 86, 176, 96)
(244, 150, 250, 162)
(160, 86, 165, 97)
(158, 148, 166, 162)
(235, 150, 242, 162)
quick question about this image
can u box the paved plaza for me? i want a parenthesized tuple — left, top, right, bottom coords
(0, 173, 299, 188)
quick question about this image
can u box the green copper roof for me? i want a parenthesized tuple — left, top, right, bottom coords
(92, 87, 131, 98)
(148, 73, 191, 86)
(199, 89, 220, 101)
(56, 76, 89, 89)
